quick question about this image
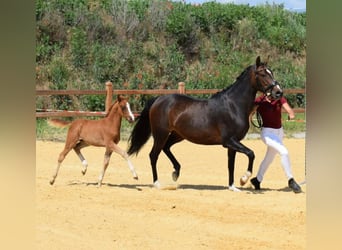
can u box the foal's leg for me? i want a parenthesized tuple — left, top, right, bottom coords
(111, 143, 138, 180)
(98, 150, 112, 187)
(50, 141, 76, 185)
(73, 141, 89, 175)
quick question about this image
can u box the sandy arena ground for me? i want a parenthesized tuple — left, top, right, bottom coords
(36, 138, 306, 249)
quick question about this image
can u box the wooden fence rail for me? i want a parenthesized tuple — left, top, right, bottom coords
(36, 81, 305, 118)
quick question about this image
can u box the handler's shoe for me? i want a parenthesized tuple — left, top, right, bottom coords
(250, 177, 261, 190)
(288, 178, 302, 193)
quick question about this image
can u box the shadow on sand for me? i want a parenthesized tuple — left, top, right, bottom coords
(67, 181, 304, 193)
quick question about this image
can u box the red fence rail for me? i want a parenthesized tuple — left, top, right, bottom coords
(36, 81, 305, 118)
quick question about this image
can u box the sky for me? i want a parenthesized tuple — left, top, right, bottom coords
(179, 0, 306, 12)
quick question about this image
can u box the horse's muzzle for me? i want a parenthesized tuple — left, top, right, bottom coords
(127, 117, 135, 123)
(273, 90, 283, 99)
(271, 81, 283, 99)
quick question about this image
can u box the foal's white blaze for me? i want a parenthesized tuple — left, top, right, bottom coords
(126, 102, 135, 121)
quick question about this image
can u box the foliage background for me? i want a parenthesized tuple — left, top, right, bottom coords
(36, 0, 306, 112)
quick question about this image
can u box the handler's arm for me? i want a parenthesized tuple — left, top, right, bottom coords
(282, 102, 295, 120)
(249, 104, 259, 123)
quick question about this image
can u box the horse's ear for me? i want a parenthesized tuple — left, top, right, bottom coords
(117, 94, 127, 102)
(256, 56, 261, 67)
(265, 55, 270, 66)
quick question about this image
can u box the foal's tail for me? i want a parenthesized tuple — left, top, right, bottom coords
(127, 97, 158, 156)
(47, 119, 71, 128)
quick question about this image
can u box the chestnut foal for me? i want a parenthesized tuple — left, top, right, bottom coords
(49, 95, 138, 186)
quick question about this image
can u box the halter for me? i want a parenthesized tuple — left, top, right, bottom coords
(264, 81, 281, 97)
(255, 66, 282, 98)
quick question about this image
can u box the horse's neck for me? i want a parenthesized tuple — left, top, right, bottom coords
(105, 105, 122, 124)
(224, 76, 257, 112)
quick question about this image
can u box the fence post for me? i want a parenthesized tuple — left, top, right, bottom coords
(178, 82, 185, 94)
(105, 81, 113, 114)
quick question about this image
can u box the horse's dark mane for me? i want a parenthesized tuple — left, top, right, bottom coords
(211, 65, 253, 99)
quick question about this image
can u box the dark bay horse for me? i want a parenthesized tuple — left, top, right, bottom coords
(127, 56, 282, 191)
(49, 95, 138, 186)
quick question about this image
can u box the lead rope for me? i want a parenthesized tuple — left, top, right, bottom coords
(251, 111, 263, 128)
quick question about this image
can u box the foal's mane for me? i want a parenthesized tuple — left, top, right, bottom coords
(105, 100, 119, 118)
(211, 65, 253, 99)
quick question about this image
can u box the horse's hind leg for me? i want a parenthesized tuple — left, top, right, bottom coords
(73, 141, 89, 175)
(50, 128, 80, 185)
(163, 132, 183, 181)
(227, 148, 239, 191)
(149, 131, 170, 188)
(50, 146, 73, 185)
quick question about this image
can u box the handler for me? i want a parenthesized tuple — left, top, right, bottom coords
(250, 93, 302, 193)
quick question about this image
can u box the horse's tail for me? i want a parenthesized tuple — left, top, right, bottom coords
(47, 119, 71, 128)
(127, 97, 158, 156)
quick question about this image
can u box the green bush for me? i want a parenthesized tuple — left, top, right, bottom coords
(70, 27, 88, 68)
(36, 0, 306, 120)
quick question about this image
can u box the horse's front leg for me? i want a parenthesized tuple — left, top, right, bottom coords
(239, 146, 254, 186)
(98, 150, 112, 187)
(224, 138, 255, 191)
(112, 144, 138, 180)
(227, 148, 240, 192)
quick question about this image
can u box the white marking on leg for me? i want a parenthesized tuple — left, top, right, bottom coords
(228, 184, 241, 192)
(114, 145, 138, 180)
(240, 171, 252, 186)
(98, 173, 104, 187)
(153, 180, 161, 189)
(82, 159, 88, 167)
(81, 159, 88, 175)
(98, 154, 110, 187)
(127, 159, 138, 179)
(50, 163, 61, 185)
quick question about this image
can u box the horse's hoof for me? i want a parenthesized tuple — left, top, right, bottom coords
(172, 171, 179, 182)
(240, 176, 248, 186)
(133, 176, 139, 180)
(240, 171, 252, 186)
(228, 185, 241, 192)
(81, 170, 87, 175)
(153, 180, 161, 189)
(49, 180, 54, 185)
